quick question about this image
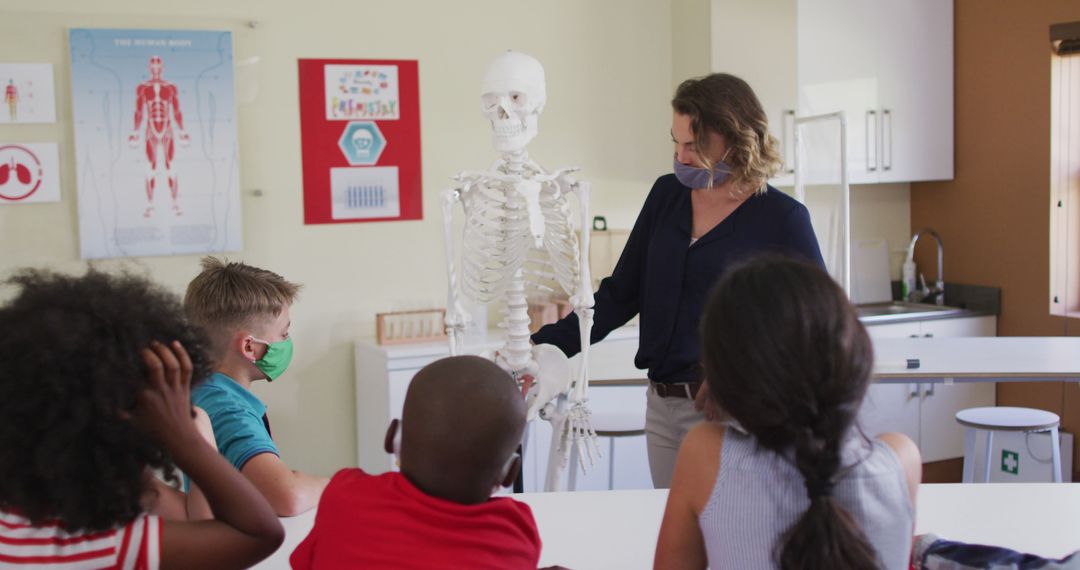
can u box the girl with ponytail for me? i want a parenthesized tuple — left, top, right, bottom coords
(654, 255, 921, 569)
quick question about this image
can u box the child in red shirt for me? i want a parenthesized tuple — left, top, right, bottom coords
(290, 356, 541, 569)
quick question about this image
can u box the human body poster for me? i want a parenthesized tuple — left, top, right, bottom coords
(69, 28, 242, 259)
(298, 59, 422, 224)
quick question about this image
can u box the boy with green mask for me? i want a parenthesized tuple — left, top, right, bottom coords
(184, 257, 329, 517)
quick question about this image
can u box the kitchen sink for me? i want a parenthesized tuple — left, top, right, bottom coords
(855, 301, 968, 324)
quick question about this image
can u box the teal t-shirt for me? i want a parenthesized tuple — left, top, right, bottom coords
(192, 372, 280, 471)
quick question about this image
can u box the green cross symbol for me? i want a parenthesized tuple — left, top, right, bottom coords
(1001, 449, 1020, 475)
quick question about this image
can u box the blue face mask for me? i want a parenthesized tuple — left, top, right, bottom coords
(673, 156, 732, 189)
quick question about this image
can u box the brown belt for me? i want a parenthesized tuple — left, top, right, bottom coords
(652, 381, 702, 399)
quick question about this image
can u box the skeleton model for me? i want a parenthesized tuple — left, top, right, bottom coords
(442, 51, 597, 491)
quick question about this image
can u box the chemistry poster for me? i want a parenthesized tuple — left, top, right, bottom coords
(0, 64, 57, 124)
(298, 59, 422, 224)
(69, 28, 242, 259)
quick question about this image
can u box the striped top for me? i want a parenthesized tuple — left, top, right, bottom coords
(699, 427, 913, 570)
(0, 510, 160, 569)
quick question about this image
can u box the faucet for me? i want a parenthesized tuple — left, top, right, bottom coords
(906, 228, 944, 305)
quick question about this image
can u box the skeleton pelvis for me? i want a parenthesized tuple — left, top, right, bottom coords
(524, 344, 572, 422)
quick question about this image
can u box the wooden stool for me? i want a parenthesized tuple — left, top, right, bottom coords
(956, 406, 1063, 483)
(569, 410, 646, 491)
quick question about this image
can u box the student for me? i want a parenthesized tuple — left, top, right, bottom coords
(654, 255, 922, 570)
(183, 257, 329, 516)
(0, 269, 283, 569)
(290, 355, 542, 570)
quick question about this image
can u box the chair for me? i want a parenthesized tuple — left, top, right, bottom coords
(568, 409, 647, 491)
(955, 406, 1062, 483)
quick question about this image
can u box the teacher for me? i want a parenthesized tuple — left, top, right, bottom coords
(531, 73, 825, 488)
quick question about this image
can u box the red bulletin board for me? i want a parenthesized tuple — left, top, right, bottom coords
(298, 59, 422, 224)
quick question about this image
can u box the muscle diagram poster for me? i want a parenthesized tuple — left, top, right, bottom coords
(69, 28, 243, 259)
(298, 59, 422, 224)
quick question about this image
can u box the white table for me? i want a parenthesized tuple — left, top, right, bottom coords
(257, 483, 1080, 569)
(873, 337, 1080, 382)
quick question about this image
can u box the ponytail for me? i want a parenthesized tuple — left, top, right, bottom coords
(777, 431, 880, 570)
(699, 255, 881, 570)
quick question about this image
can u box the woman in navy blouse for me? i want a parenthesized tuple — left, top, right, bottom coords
(532, 73, 825, 488)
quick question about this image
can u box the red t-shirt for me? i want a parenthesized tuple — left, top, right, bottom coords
(290, 469, 541, 570)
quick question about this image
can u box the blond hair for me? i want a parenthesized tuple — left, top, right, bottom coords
(672, 73, 783, 197)
(183, 257, 301, 358)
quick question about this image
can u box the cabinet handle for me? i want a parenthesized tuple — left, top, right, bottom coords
(783, 109, 795, 174)
(924, 383, 935, 397)
(923, 333, 934, 338)
(866, 110, 878, 172)
(883, 109, 893, 171)
(909, 334, 919, 338)
(909, 383, 920, 398)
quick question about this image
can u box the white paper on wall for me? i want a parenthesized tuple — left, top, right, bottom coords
(0, 64, 57, 124)
(330, 166, 401, 220)
(0, 143, 61, 204)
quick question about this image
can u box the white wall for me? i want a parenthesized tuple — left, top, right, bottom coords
(0, 0, 673, 475)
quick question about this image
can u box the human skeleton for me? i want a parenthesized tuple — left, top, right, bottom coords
(442, 51, 597, 491)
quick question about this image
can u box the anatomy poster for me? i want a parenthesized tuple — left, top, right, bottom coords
(0, 64, 56, 124)
(298, 59, 421, 224)
(69, 28, 242, 259)
(0, 143, 61, 203)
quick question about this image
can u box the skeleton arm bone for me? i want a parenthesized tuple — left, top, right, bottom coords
(441, 186, 471, 355)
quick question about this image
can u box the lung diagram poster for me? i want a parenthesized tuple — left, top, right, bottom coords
(69, 28, 242, 259)
(298, 59, 422, 224)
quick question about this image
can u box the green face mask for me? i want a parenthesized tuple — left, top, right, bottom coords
(250, 336, 294, 381)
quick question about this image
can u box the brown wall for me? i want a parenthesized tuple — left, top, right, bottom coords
(911, 0, 1080, 480)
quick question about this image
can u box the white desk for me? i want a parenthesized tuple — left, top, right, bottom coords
(256, 483, 1080, 569)
(873, 337, 1080, 382)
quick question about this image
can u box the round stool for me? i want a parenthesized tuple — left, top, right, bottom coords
(568, 409, 646, 491)
(955, 406, 1062, 483)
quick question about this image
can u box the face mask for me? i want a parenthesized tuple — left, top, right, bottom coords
(250, 336, 293, 381)
(673, 148, 732, 189)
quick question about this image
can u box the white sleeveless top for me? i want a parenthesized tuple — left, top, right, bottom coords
(698, 427, 913, 569)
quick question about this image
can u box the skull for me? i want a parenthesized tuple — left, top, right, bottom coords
(352, 128, 374, 158)
(480, 51, 546, 153)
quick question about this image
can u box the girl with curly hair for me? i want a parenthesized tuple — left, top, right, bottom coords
(0, 269, 284, 568)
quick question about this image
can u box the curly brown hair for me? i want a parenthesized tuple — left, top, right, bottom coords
(0, 268, 212, 531)
(672, 73, 783, 196)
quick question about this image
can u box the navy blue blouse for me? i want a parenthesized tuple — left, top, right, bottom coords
(531, 174, 825, 384)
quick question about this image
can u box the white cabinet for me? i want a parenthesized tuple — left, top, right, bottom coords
(354, 326, 652, 491)
(797, 0, 953, 184)
(860, 315, 997, 462)
(711, 0, 797, 187)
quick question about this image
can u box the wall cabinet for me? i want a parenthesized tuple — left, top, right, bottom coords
(860, 315, 997, 462)
(711, 0, 797, 187)
(796, 0, 953, 184)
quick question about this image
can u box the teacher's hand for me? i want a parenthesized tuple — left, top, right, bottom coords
(694, 381, 722, 422)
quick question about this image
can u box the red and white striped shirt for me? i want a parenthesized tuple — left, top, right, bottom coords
(0, 510, 160, 569)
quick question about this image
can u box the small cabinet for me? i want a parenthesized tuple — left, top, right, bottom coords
(797, 0, 953, 184)
(355, 326, 652, 491)
(860, 315, 997, 462)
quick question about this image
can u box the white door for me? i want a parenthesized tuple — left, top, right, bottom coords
(860, 321, 922, 444)
(712, 0, 798, 187)
(797, 0, 880, 184)
(917, 316, 997, 461)
(876, 0, 954, 183)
